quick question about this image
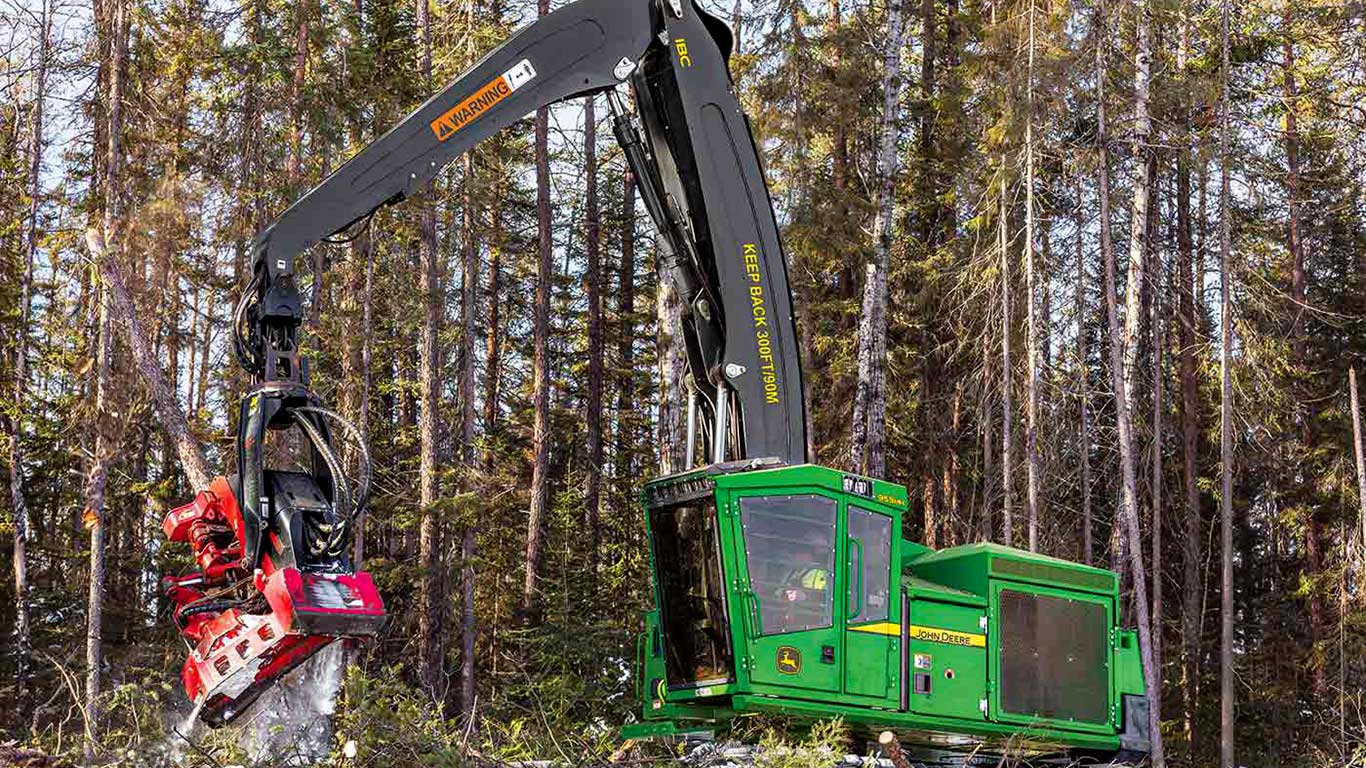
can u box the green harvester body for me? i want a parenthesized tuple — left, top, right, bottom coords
(623, 462, 1149, 758)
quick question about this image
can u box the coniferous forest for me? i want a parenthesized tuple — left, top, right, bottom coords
(2, 0, 1366, 764)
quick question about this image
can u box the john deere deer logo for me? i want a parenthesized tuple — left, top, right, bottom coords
(776, 646, 801, 675)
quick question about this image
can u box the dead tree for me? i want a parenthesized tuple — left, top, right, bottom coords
(849, 0, 908, 478)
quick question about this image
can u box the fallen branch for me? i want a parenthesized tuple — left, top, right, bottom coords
(85, 227, 212, 489)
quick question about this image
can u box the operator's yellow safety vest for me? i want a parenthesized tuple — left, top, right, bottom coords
(798, 567, 828, 590)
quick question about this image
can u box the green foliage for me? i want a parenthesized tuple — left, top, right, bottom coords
(749, 719, 850, 768)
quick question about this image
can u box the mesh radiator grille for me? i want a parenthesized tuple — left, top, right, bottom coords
(998, 589, 1109, 724)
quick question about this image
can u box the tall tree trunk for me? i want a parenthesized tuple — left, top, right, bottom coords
(827, 0, 854, 299)
(1175, 6, 1202, 754)
(84, 285, 112, 765)
(615, 169, 637, 496)
(10, 0, 50, 719)
(1282, 3, 1325, 696)
(1024, 0, 1040, 552)
(584, 96, 604, 575)
(471, 200, 503, 713)
(1351, 368, 1366, 547)
(289, 0, 308, 189)
(524, 0, 553, 612)
(194, 305, 211, 417)
(352, 226, 375, 564)
(455, 146, 480, 714)
(484, 203, 503, 466)
(1096, 3, 1164, 763)
(656, 256, 685, 474)
(940, 382, 963, 546)
(918, 0, 936, 248)
(1218, 3, 1236, 763)
(1124, 0, 1154, 460)
(849, 0, 907, 478)
(1151, 239, 1165, 707)
(86, 2, 127, 755)
(731, 0, 742, 53)
(415, 0, 445, 699)
(1000, 167, 1014, 545)
(1076, 181, 1093, 566)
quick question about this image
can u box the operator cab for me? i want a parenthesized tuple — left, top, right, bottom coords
(639, 461, 908, 708)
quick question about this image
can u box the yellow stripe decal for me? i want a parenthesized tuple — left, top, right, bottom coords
(849, 623, 987, 647)
(849, 622, 899, 636)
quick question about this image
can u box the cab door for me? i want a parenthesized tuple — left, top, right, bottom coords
(733, 492, 843, 694)
(843, 505, 897, 701)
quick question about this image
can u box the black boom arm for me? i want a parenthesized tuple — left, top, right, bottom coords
(237, 0, 807, 465)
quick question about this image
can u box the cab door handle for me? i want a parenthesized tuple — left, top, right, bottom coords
(742, 589, 763, 637)
(847, 537, 864, 619)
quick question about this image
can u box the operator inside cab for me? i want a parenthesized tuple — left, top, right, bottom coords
(774, 532, 832, 627)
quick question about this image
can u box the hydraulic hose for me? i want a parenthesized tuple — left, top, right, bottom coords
(292, 406, 372, 557)
(292, 412, 352, 557)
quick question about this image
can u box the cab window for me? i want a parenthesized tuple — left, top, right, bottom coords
(847, 507, 892, 623)
(739, 495, 837, 635)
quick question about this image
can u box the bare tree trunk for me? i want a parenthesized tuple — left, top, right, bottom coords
(84, 285, 112, 765)
(940, 382, 962, 547)
(1124, 0, 1153, 446)
(469, 201, 503, 713)
(656, 256, 685, 474)
(981, 324, 994, 544)
(731, 0, 742, 53)
(1000, 168, 1014, 546)
(1351, 368, 1366, 547)
(352, 226, 374, 564)
(1096, 3, 1164, 763)
(1282, 4, 1325, 697)
(615, 169, 637, 496)
(1024, 0, 1040, 552)
(849, 0, 907, 479)
(10, 0, 51, 718)
(1151, 244, 1165, 708)
(484, 204, 503, 465)
(828, 0, 854, 300)
(524, 0, 553, 612)
(288, 0, 308, 189)
(415, 0, 445, 699)
(1218, 3, 1236, 763)
(86, 3, 127, 754)
(1175, 6, 1202, 754)
(194, 305, 211, 417)
(454, 146, 480, 714)
(1075, 182, 1093, 566)
(584, 96, 604, 575)
(917, 0, 936, 250)
(185, 287, 199, 405)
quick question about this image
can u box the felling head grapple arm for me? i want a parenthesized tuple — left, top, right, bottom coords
(168, 0, 809, 725)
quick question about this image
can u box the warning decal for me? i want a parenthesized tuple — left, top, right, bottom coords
(430, 59, 537, 142)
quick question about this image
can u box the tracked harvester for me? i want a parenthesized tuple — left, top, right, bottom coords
(160, 0, 1149, 757)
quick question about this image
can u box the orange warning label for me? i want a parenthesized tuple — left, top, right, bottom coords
(429, 59, 536, 142)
